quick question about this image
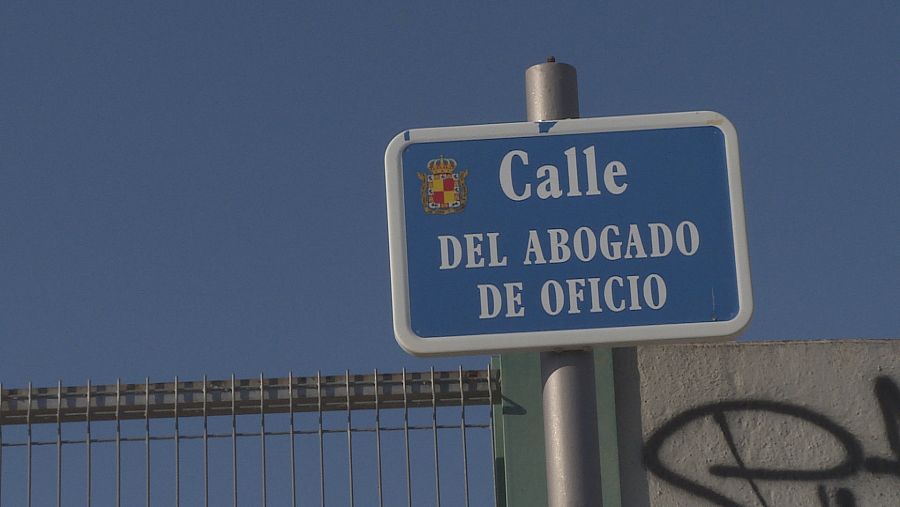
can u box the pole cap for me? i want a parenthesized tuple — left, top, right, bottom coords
(525, 59, 579, 121)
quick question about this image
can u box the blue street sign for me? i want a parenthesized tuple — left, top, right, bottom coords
(385, 112, 752, 356)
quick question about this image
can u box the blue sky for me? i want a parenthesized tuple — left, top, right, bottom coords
(1, 2, 898, 388)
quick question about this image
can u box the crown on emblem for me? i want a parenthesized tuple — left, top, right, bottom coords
(427, 156, 457, 174)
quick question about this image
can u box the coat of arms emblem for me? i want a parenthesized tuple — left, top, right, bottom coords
(417, 156, 468, 214)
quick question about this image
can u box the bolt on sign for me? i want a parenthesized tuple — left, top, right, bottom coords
(384, 111, 752, 356)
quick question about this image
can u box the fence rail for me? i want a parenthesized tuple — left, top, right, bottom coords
(0, 369, 498, 425)
(0, 367, 499, 507)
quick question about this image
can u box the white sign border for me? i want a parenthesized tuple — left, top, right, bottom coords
(385, 111, 753, 356)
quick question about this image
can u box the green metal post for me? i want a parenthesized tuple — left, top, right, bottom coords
(492, 354, 547, 506)
(493, 350, 622, 507)
(594, 349, 622, 507)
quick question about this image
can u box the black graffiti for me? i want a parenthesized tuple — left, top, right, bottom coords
(865, 376, 900, 477)
(817, 485, 856, 507)
(643, 376, 900, 507)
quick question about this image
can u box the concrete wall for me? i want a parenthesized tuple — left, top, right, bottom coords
(616, 340, 900, 507)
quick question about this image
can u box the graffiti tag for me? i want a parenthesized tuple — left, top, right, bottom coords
(643, 376, 900, 506)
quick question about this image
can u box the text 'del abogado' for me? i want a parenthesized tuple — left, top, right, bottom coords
(436, 221, 699, 320)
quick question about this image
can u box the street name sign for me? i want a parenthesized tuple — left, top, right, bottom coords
(385, 111, 752, 356)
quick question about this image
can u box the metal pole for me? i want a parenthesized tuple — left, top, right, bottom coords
(526, 58, 603, 507)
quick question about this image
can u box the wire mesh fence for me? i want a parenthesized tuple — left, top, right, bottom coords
(0, 367, 499, 506)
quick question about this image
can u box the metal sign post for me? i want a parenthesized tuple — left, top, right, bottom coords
(528, 58, 602, 506)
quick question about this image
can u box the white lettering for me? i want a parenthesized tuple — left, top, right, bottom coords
(648, 223, 673, 258)
(676, 221, 700, 255)
(499, 150, 531, 201)
(540, 275, 665, 314)
(497, 147, 629, 202)
(604, 276, 625, 312)
(486, 232, 508, 267)
(464, 233, 485, 268)
(587, 277, 603, 313)
(540, 280, 565, 316)
(536, 165, 563, 199)
(548, 228, 571, 264)
(564, 147, 582, 197)
(583, 146, 602, 195)
(477, 284, 502, 319)
(604, 161, 628, 194)
(566, 278, 586, 314)
(626, 275, 642, 310)
(504, 282, 525, 317)
(521, 222, 699, 264)
(438, 235, 462, 270)
(600, 225, 622, 260)
(624, 224, 648, 259)
(572, 226, 597, 262)
(523, 230, 546, 265)
(644, 274, 667, 309)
